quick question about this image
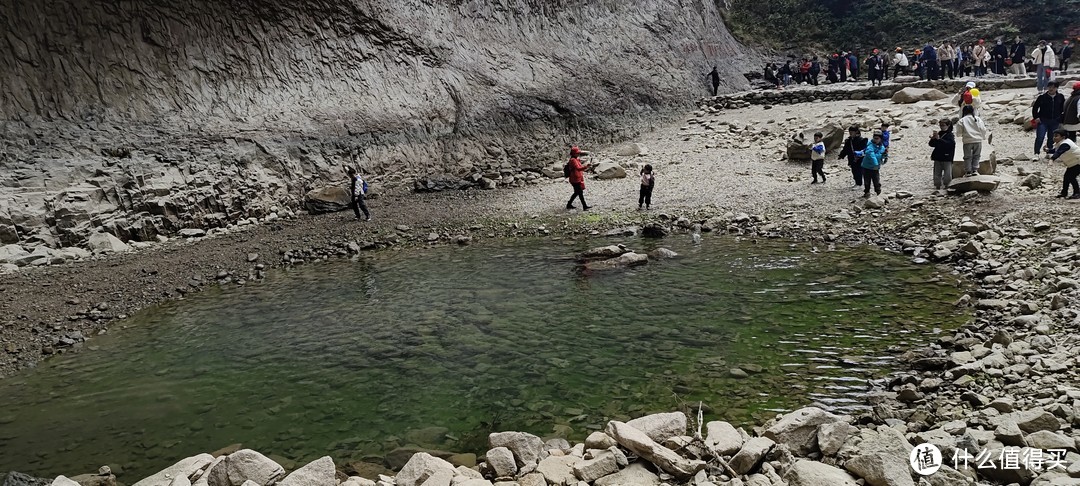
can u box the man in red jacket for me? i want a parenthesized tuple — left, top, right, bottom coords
(565, 146, 592, 210)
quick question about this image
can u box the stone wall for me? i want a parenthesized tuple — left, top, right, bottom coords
(0, 0, 752, 247)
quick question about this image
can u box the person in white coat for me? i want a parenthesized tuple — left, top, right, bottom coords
(954, 105, 990, 176)
(1033, 40, 1057, 92)
(1048, 129, 1080, 198)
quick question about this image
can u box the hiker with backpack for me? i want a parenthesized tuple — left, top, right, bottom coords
(565, 146, 592, 211)
(346, 166, 371, 221)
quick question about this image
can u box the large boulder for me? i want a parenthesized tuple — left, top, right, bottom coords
(783, 460, 860, 486)
(276, 457, 335, 486)
(133, 454, 216, 486)
(206, 450, 285, 486)
(488, 431, 544, 468)
(705, 421, 744, 455)
(579, 245, 628, 260)
(395, 453, 455, 486)
(948, 175, 1000, 193)
(535, 456, 581, 486)
(484, 447, 517, 478)
(729, 437, 774, 475)
(605, 420, 705, 480)
(0, 244, 29, 264)
(303, 186, 351, 214)
(86, 232, 131, 254)
(616, 143, 647, 157)
(950, 141, 996, 178)
(2, 472, 51, 486)
(787, 124, 844, 161)
(625, 412, 687, 443)
(891, 87, 949, 104)
(762, 407, 843, 456)
(593, 462, 659, 486)
(844, 453, 915, 486)
(593, 161, 627, 180)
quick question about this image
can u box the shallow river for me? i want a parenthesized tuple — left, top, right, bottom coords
(0, 235, 965, 480)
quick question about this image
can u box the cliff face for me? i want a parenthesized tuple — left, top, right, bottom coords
(0, 0, 750, 247)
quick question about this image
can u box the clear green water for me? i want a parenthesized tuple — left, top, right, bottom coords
(0, 236, 965, 481)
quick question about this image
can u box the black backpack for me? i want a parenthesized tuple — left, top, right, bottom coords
(563, 161, 572, 178)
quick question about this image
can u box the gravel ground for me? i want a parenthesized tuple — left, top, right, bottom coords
(1, 82, 1074, 379)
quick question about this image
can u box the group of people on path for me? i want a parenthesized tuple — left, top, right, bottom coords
(759, 37, 1074, 92)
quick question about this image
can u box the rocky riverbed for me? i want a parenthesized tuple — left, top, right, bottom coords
(4, 78, 1080, 485)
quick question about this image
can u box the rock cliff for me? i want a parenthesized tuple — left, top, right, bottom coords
(0, 0, 750, 249)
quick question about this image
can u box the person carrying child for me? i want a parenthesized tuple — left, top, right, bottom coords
(810, 132, 827, 184)
(638, 164, 655, 209)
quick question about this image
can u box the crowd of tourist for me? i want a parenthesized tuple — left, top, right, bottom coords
(764, 36, 1074, 93)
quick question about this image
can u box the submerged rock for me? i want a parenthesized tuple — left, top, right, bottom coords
(584, 252, 648, 270)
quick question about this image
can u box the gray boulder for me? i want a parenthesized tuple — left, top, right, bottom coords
(948, 175, 1000, 193)
(2, 473, 51, 486)
(594, 462, 659, 486)
(1016, 410, 1061, 434)
(729, 437, 774, 475)
(1023, 430, 1073, 450)
(134, 455, 216, 486)
(86, 232, 131, 254)
(844, 453, 915, 486)
(572, 452, 618, 482)
(593, 161, 627, 180)
(762, 407, 843, 456)
(817, 422, 858, 457)
(488, 431, 545, 467)
(584, 432, 617, 450)
(783, 460, 860, 486)
(605, 420, 705, 480)
(0, 244, 28, 264)
(206, 450, 285, 486)
(648, 248, 678, 259)
(626, 412, 687, 443)
(303, 186, 351, 214)
(484, 447, 517, 478)
(704, 421, 744, 455)
(616, 143, 647, 157)
(891, 87, 948, 104)
(535, 456, 581, 486)
(276, 457, 335, 486)
(787, 124, 844, 161)
(579, 245, 628, 259)
(395, 453, 455, 486)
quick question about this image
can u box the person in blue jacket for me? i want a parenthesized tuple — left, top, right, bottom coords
(848, 52, 859, 80)
(861, 131, 888, 197)
(921, 42, 939, 80)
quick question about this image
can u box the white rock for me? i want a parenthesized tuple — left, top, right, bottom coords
(488, 431, 545, 467)
(535, 455, 581, 486)
(729, 437, 774, 475)
(704, 421, 744, 455)
(277, 457, 335, 486)
(206, 450, 285, 486)
(485, 447, 517, 478)
(783, 460, 859, 486)
(762, 407, 843, 456)
(87, 232, 131, 254)
(626, 412, 687, 443)
(606, 421, 704, 480)
(396, 453, 456, 486)
(844, 453, 915, 486)
(134, 454, 216, 486)
(593, 462, 660, 486)
(593, 161, 627, 180)
(51, 477, 82, 486)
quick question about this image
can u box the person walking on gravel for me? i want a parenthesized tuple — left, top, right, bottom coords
(838, 126, 868, 188)
(565, 146, 592, 211)
(954, 105, 989, 177)
(810, 132, 827, 184)
(929, 119, 956, 190)
(1033, 81, 1066, 157)
(1049, 129, 1080, 199)
(346, 166, 371, 221)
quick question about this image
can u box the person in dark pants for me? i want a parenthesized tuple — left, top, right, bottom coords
(1049, 129, 1080, 198)
(929, 119, 956, 190)
(991, 39, 1008, 75)
(706, 66, 720, 96)
(1062, 40, 1073, 74)
(861, 131, 887, 197)
(565, 146, 591, 210)
(346, 166, 370, 221)
(638, 164, 655, 210)
(1063, 81, 1080, 141)
(809, 56, 821, 86)
(1033, 82, 1066, 157)
(810, 132, 827, 184)
(838, 126, 868, 188)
